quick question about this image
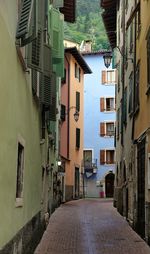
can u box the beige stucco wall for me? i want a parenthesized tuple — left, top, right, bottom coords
(134, 1, 150, 141)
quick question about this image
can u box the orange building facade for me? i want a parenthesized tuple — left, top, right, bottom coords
(60, 47, 92, 201)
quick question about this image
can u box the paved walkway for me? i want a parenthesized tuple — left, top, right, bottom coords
(34, 199, 150, 254)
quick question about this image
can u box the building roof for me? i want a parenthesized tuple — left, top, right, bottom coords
(81, 50, 112, 56)
(101, 0, 117, 49)
(65, 47, 92, 74)
(60, 0, 76, 23)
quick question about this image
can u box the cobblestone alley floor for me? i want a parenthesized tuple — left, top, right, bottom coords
(34, 199, 150, 254)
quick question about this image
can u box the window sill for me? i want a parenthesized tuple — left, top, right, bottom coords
(15, 198, 23, 208)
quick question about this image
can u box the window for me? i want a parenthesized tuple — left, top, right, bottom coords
(75, 63, 81, 81)
(129, 22, 133, 53)
(76, 92, 80, 112)
(136, 3, 141, 38)
(128, 72, 134, 115)
(117, 108, 120, 140)
(123, 87, 127, 124)
(117, 62, 120, 92)
(62, 68, 66, 84)
(134, 61, 140, 113)
(147, 30, 150, 91)
(100, 150, 115, 165)
(100, 97, 115, 112)
(61, 104, 66, 121)
(125, 0, 128, 12)
(16, 142, 24, 204)
(76, 128, 80, 149)
(100, 122, 115, 137)
(101, 70, 116, 84)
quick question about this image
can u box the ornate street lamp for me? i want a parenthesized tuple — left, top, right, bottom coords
(103, 53, 112, 68)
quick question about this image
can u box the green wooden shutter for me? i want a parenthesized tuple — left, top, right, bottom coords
(27, 29, 42, 71)
(16, 0, 37, 45)
(61, 104, 66, 121)
(27, 0, 45, 71)
(76, 92, 80, 112)
(39, 73, 51, 107)
(76, 128, 80, 149)
(49, 73, 57, 121)
(32, 69, 38, 95)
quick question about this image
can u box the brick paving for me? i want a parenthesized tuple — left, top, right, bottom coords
(34, 199, 150, 254)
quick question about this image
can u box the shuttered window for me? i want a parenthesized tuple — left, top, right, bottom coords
(75, 63, 80, 81)
(101, 71, 107, 84)
(76, 92, 80, 112)
(100, 98, 105, 111)
(134, 61, 140, 113)
(147, 37, 150, 86)
(123, 87, 127, 124)
(61, 104, 66, 121)
(100, 150, 105, 164)
(100, 97, 115, 112)
(60, 0, 76, 23)
(117, 108, 120, 139)
(49, 73, 57, 121)
(128, 72, 134, 115)
(101, 70, 116, 84)
(106, 122, 115, 136)
(106, 150, 115, 164)
(76, 128, 80, 149)
(100, 150, 115, 165)
(100, 122, 115, 136)
(100, 123, 105, 136)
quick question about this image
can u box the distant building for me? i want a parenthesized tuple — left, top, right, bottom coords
(60, 47, 92, 201)
(82, 46, 116, 198)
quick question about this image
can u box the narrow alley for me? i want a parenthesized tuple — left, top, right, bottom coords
(34, 199, 150, 254)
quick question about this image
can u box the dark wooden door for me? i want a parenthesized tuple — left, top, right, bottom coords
(137, 138, 145, 239)
(75, 167, 80, 198)
(105, 173, 115, 198)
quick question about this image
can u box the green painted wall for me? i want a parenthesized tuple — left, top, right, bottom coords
(0, 2, 42, 248)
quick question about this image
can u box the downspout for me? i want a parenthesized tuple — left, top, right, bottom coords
(121, 0, 125, 146)
(65, 54, 70, 159)
(132, 1, 137, 141)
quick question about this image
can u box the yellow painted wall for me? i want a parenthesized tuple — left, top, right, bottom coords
(134, 1, 150, 144)
(0, 1, 42, 247)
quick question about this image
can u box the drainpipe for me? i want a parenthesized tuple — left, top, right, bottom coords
(132, 1, 137, 141)
(121, 0, 125, 146)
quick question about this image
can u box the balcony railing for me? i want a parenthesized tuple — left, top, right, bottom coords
(82, 159, 97, 173)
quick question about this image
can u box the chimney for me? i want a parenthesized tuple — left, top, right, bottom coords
(80, 40, 92, 53)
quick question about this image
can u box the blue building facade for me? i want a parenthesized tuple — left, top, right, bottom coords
(82, 51, 116, 198)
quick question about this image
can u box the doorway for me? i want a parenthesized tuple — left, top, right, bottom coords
(105, 172, 115, 198)
(137, 138, 145, 239)
(75, 167, 80, 199)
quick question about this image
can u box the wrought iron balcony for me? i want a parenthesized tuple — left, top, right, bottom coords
(82, 159, 97, 173)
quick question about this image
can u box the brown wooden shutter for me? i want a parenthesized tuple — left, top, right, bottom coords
(100, 150, 105, 164)
(101, 70, 107, 84)
(100, 123, 105, 136)
(100, 98, 105, 112)
(60, 0, 76, 23)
